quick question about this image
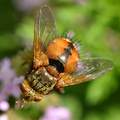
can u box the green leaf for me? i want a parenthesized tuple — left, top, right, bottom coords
(85, 72, 118, 105)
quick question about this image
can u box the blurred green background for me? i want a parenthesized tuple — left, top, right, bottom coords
(0, 0, 120, 120)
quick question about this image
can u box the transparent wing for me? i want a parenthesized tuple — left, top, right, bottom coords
(61, 58, 113, 87)
(33, 6, 57, 68)
(34, 5, 57, 49)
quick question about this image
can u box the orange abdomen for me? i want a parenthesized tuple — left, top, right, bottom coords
(46, 38, 79, 73)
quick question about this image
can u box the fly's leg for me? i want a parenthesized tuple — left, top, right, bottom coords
(15, 97, 26, 109)
(55, 73, 80, 93)
(55, 73, 68, 93)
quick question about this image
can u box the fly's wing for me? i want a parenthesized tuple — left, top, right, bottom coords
(41, 6, 57, 48)
(33, 6, 57, 68)
(59, 58, 113, 87)
(12, 6, 57, 75)
(34, 5, 57, 50)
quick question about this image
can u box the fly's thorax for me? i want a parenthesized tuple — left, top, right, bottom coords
(26, 67, 57, 94)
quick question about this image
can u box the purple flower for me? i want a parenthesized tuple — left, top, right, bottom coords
(67, 31, 75, 39)
(0, 114, 8, 120)
(41, 106, 71, 120)
(74, 0, 87, 5)
(0, 101, 9, 112)
(13, 0, 47, 12)
(0, 58, 15, 83)
(0, 58, 24, 101)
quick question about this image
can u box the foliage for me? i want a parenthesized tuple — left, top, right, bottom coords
(0, 0, 120, 120)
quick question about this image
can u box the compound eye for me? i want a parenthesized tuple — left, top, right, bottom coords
(49, 59, 64, 73)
